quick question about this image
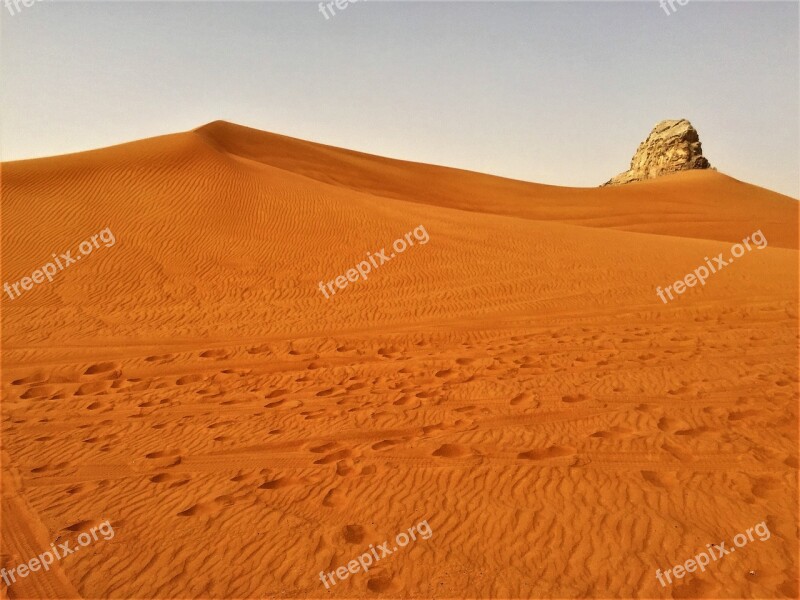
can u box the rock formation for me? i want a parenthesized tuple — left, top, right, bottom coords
(603, 119, 711, 186)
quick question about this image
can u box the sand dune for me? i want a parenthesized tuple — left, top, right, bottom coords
(1, 122, 797, 598)
(194, 121, 798, 248)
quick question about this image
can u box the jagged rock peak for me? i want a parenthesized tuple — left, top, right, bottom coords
(603, 119, 711, 186)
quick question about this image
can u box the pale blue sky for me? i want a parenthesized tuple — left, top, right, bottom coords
(2, 1, 798, 196)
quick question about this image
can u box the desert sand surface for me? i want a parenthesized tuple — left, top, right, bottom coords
(1, 121, 798, 598)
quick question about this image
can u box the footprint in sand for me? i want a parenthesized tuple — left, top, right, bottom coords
(371, 439, 400, 451)
(367, 574, 401, 593)
(199, 349, 229, 360)
(322, 487, 345, 507)
(657, 416, 690, 434)
(561, 393, 587, 403)
(74, 380, 113, 396)
(176, 374, 204, 386)
(589, 426, 634, 440)
(674, 426, 714, 436)
(144, 353, 176, 363)
(342, 524, 365, 543)
(310, 442, 338, 453)
(82, 362, 121, 379)
(640, 470, 677, 489)
(11, 373, 47, 386)
(176, 502, 214, 517)
(247, 344, 271, 355)
(20, 384, 61, 400)
(421, 423, 445, 436)
(144, 449, 183, 468)
(517, 445, 576, 460)
(336, 461, 355, 477)
(510, 392, 539, 407)
(432, 443, 471, 458)
(30, 461, 70, 474)
(750, 475, 782, 499)
(660, 441, 694, 462)
(259, 476, 305, 490)
(213, 494, 236, 507)
(64, 520, 93, 532)
(314, 449, 354, 464)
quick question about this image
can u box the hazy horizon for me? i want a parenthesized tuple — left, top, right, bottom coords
(2, 0, 798, 196)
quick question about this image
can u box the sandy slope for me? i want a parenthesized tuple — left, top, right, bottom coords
(1, 122, 797, 598)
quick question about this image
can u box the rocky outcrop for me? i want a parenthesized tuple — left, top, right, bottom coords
(603, 119, 711, 186)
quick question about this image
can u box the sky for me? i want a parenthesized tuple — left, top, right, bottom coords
(1, 0, 798, 197)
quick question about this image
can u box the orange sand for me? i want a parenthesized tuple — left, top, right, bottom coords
(1, 121, 798, 598)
